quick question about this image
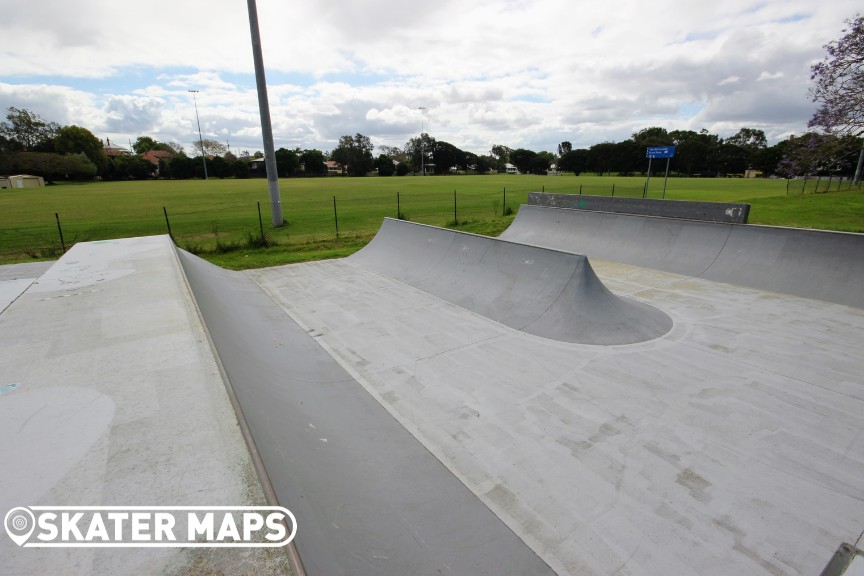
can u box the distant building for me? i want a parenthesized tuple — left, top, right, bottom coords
(1, 174, 45, 189)
(744, 169, 763, 178)
(325, 160, 344, 175)
(505, 163, 519, 174)
(141, 150, 174, 177)
(103, 138, 130, 157)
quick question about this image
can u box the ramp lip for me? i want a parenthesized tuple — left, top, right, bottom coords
(170, 243, 307, 576)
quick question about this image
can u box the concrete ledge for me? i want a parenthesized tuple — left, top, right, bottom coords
(0, 237, 290, 575)
(528, 192, 750, 223)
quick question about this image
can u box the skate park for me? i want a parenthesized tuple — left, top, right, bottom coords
(2, 198, 863, 576)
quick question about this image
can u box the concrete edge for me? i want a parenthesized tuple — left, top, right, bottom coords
(168, 241, 306, 576)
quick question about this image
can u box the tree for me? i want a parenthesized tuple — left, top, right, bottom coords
(7, 151, 96, 181)
(0, 107, 59, 151)
(557, 149, 588, 174)
(331, 133, 374, 176)
(405, 133, 436, 174)
(631, 127, 671, 147)
(378, 145, 409, 164)
(432, 141, 467, 174)
(490, 144, 511, 172)
(300, 149, 326, 175)
(194, 138, 228, 157)
(586, 142, 617, 175)
(53, 125, 107, 174)
(376, 154, 395, 176)
(509, 148, 537, 175)
(726, 128, 767, 152)
(557, 141, 572, 156)
(275, 147, 299, 176)
(808, 14, 864, 183)
(132, 136, 174, 154)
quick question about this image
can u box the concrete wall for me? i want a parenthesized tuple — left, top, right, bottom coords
(528, 192, 750, 223)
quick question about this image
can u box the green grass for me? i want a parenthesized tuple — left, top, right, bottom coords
(1, 175, 861, 268)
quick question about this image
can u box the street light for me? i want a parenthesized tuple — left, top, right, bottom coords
(188, 90, 208, 180)
(418, 107, 426, 176)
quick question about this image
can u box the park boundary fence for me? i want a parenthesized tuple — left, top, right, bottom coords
(2, 177, 858, 263)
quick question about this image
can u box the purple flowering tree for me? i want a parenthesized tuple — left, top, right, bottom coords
(808, 14, 864, 184)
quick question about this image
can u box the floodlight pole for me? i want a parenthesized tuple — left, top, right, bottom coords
(188, 90, 208, 180)
(247, 0, 284, 226)
(418, 107, 426, 176)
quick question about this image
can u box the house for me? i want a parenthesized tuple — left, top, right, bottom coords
(505, 163, 519, 174)
(1, 174, 45, 189)
(103, 138, 130, 157)
(141, 150, 174, 166)
(325, 160, 344, 176)
(141, 150, 174, 177)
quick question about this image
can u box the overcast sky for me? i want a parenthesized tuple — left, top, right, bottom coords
(0, 0, 859, 156)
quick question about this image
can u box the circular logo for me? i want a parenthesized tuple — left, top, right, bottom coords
(4, 507, 35, 546)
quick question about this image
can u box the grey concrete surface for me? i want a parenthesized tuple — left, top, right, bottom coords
(349, 218, 672, 345)
(0, 238, 290, 575)
(178, 250, 555, 576)
(529, 192, 750, 223)
(0, 261, 54, 313)
(501, 204, 864, 308)
(250, 250, 864, 576)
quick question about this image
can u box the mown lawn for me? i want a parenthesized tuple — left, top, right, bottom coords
(1, 174, 860, 268)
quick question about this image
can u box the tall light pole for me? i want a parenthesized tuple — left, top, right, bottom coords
(418, 107, 426, 176)
(247, 0, 283, 226)
(188, 90, 208, 180)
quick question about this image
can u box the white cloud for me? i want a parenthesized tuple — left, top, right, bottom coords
(0, 0, 860, 154)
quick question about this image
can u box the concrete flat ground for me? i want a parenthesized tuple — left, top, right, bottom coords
(248, 254, 864, 576)
(3, 224, 863, 576)
(0, 239, 291, 575)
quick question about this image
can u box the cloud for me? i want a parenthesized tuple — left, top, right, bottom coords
(0, 0, 860, 155)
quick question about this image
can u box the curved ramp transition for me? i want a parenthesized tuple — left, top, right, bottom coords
(501, 204, 864, 308)
(349, 218, 672, 345)
(177, 249, 555, 576)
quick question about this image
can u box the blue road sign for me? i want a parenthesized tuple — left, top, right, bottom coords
(646, 146, 676, 159)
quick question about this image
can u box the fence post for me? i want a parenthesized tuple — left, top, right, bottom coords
(502, 187, 506, 216)
(611, 183, 615, 197)
(162, 207, 173, 242)
(257, 201, 265, 241)
(453, 189, 457, 225)
(55, 212, 66, 253)
(333, 196, 339, 239)
(579, 184, 582, 195)
(786, 179, 790, 195)
(397, 192, 401, 219)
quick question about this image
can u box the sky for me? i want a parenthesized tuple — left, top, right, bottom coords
(0, 0, 859, 157)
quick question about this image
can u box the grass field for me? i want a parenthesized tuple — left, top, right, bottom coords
(1, 174, 861, 268)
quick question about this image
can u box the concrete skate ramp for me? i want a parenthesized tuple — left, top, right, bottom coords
(502, 204, 864, 309)
(177, 250, 555, 576)
(349, 218, 672, 345)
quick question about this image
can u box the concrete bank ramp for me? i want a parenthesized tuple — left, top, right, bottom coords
(348, 218, 672, 345)
(177, 250, 555, 576)
(501, 204, 864, 309)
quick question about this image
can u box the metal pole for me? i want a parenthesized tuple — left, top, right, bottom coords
(418, 107, 426, 176)
(333, 196, 339, 239)
(257, 201, 265, 241)
(55, 212, 65, 253)
(453, 189, 457, 225)
(644, 157, 652, 198)
(247, 0, 284, 227)
(662, 157, 671, 199)
(188, 90, 208, 180)
(853, 141, 864, 186)
(502, 187, 506, 216)
(612, 183, 615, 197)
(397, 192, 400, 219)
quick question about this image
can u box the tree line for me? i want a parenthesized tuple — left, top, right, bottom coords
(1, 111, 859, 182)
